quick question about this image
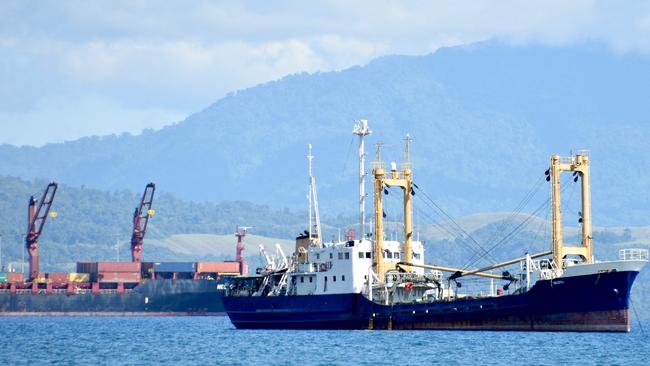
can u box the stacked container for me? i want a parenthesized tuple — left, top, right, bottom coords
(46, 273, 69, 283)
(196, 261, 240, 274)
(76, 261, 142, 283)
(7, 273, 24, 282)
(153, 262, 196, 273)
(68, 273, 90, 282)
(97, 262, 141, 283)
(76, 261, 98, 274)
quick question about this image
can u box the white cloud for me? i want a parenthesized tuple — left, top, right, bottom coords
(1, 0, 650, 146)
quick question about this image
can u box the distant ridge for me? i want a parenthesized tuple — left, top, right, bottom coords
(1, 42, 650, 225)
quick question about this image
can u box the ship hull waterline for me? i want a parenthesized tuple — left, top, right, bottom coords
(223, 270, 638, 332)
(0, 279, 227, 316)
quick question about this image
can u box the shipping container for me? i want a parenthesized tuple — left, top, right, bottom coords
(68, 273, 90, 282)
(97, 262, 141, 273)
(33, 275, 49, 283)
(76, 261, 98, 274)
(7, 272, 24, 282)
(97, 271, 141, 283)
(47, 273, 69, 282)
(153, 262, 196, 273)
(196, 261, 240, 274)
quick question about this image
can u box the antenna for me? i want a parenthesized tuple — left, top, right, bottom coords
(404, 134, 412, 163)
(375, 142, 383, 164)
(308, 144, 313, 244)
(353, 119, 372, 240)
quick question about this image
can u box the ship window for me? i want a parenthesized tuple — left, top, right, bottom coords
(394, 252, 400, 259)
(300, 277, 304, 283)
(316, 254, 320, 260)
(333, 276, 336, 282)
(309, 277, 313, 283)
(338, 252, 343, 260)
(385, 250, 393, 259)
(324, 276, 328, 292)
(365, 252, 371, 259)
(330, 253, 333, 259)
(345, 252, 350, 260)
(413, 252, 421, 260)
(358, 252, 364, 259)
(342, 275, 345, 281)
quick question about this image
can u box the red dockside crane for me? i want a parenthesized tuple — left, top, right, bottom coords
(131, 182, 155, 263)
(25, 182, 58, 280)
(235, 227, 249, 275)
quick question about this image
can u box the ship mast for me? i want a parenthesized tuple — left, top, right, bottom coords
(547, 151, 593, 266)
(372, 136, 415, 283)
(307, 144, 322, 247)
(353, 120, 372, 239)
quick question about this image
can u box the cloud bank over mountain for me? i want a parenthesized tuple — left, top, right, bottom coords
(2, 1, 650, 145)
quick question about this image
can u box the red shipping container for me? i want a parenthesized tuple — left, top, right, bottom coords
(97, 271, 141, 283)
(196, 261, 240, 274)
(97, 262, 141, 273)
(7, 273, 24, 282)
(47, 273, 69, 282)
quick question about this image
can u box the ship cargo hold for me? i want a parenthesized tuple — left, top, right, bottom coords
(223, 121, 648, 332)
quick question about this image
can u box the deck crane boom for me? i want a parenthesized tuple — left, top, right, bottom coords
(25, 182, 58, 280)
(131, 182, 156, 263)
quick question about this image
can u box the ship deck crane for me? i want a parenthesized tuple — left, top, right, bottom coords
(25, 182, 58, 280)
(131, 182, 155, 263)
(397, 250, 552, 282)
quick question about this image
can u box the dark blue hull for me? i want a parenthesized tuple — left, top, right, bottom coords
(223, 271, 639, 332)
(0, 279, 226, 316)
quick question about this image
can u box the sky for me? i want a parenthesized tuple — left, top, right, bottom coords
(1, 1, 650, 146)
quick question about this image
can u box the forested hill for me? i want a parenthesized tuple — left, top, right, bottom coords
(2, 42, 650, 226)
(0, 176, 306, 268)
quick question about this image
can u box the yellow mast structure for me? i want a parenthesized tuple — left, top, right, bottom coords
(372, 144, 386, 280)
(372, 136, 414, 283)
(549, 152, 593, 266)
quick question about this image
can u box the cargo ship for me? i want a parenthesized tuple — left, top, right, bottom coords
(223, 120, 648, 332)
(0, 182, 247, 316)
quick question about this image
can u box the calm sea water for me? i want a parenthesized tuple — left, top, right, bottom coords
(1, 317, 649, 365)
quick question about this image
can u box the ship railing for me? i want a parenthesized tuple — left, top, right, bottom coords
(520, 258, 556, 271)
(538, 269, 563, 280)
(384, 271, 441, 284)
(521, 258, 562, 280)
(619, 248, 649, 261)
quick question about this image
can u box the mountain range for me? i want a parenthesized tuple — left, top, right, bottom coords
(2, 41, 650, 226)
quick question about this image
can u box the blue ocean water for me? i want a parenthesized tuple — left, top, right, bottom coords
(1, 317, 649, 365)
